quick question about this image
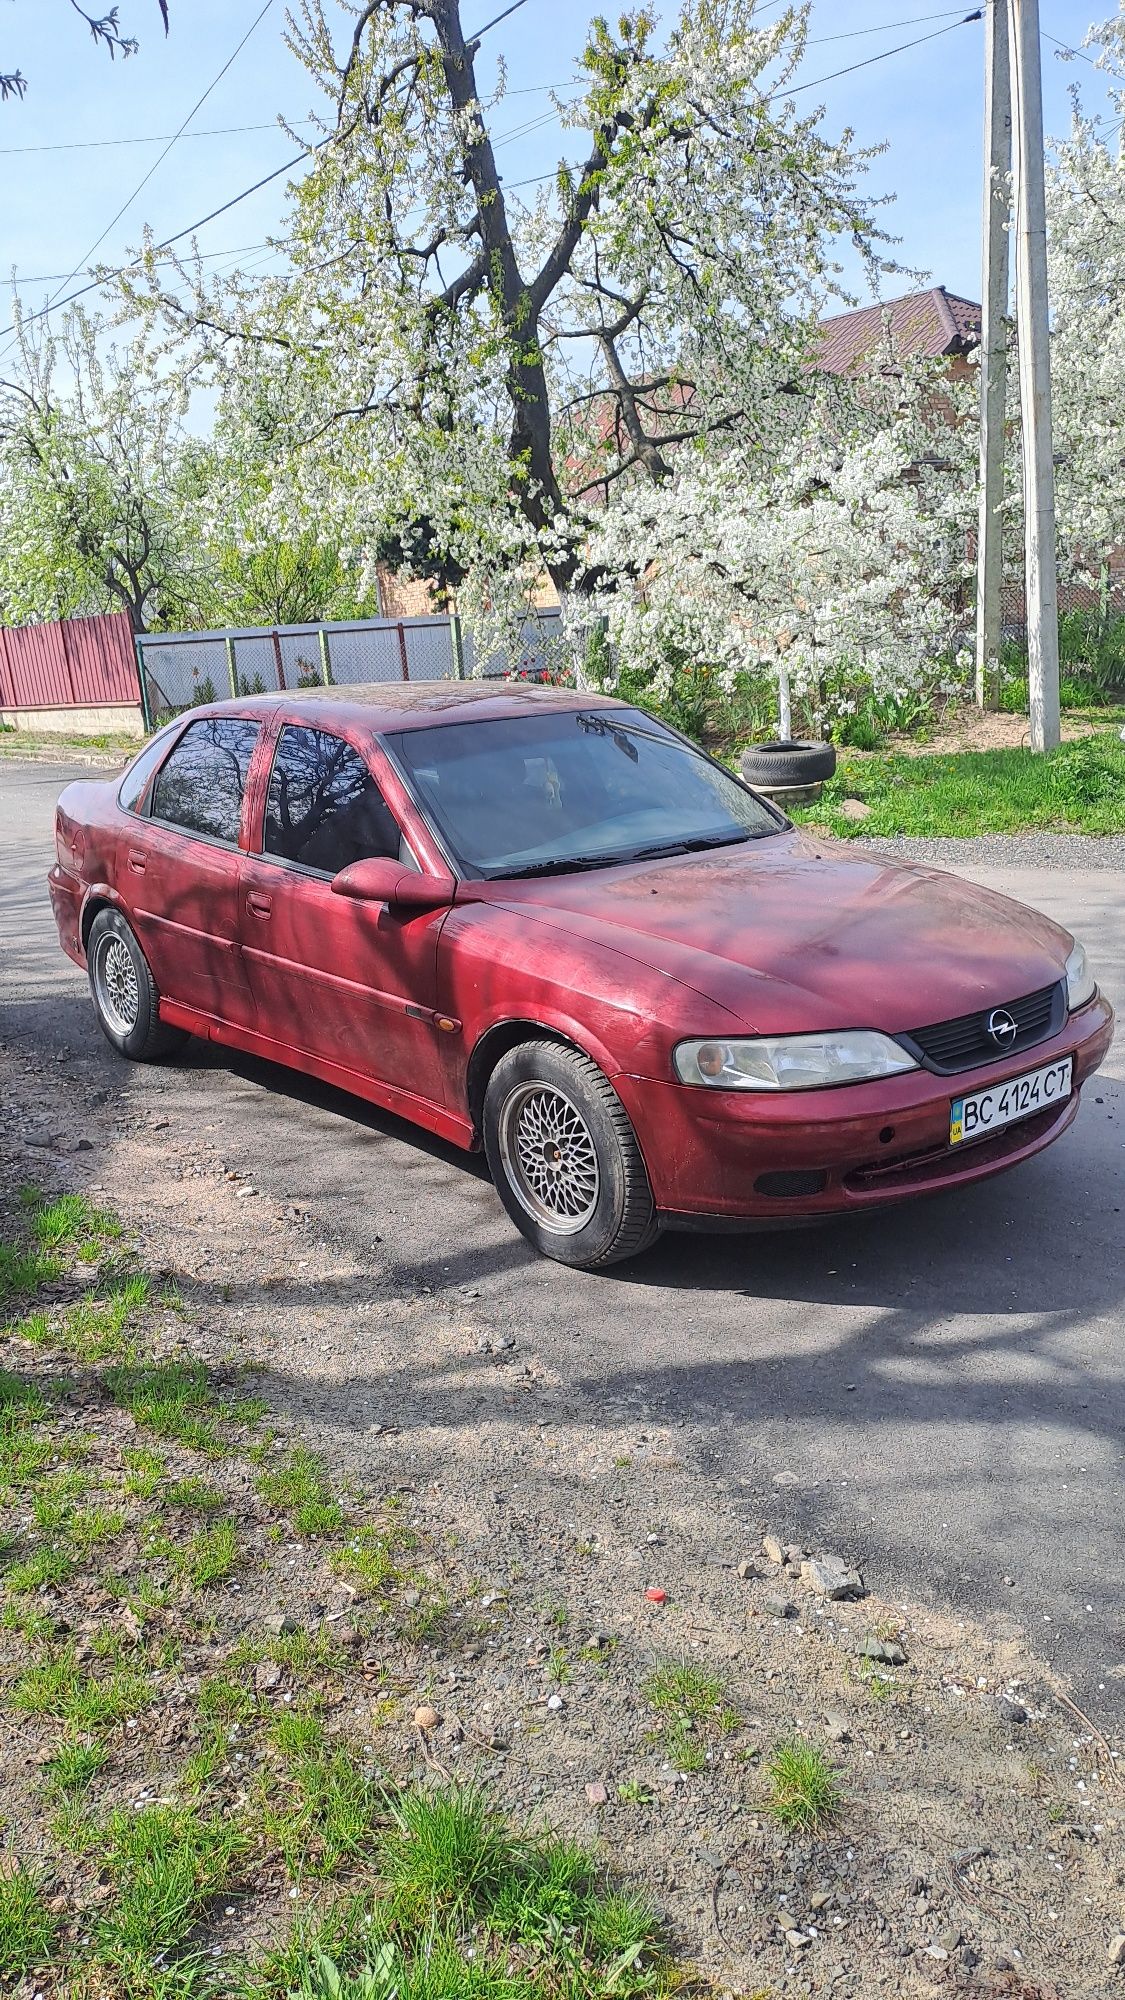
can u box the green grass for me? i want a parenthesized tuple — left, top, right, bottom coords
(257, 1446, 346, 1538)
(23, 1189, 122, 1254)
(766, 1738, 845, 1833)
(90, 1802, 247, 1972)
(0, 1863, 58, 1978)
(46, 1739, 109, 1797)
(12, 1647, 152, 1729)
(642, 1658, 730, 1773)
(165, 1474, 226, 1513)
(793, 732, 1125, 839)
(0, 1242, 61, 1305)
(330, 1520, 414, 1595)
(105, 1358, 226, 1457)
(123, 1446, 167, 1498)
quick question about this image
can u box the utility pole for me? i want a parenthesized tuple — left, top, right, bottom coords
(975, 0, 1011, 711)
(1007, 0, 1061, 751)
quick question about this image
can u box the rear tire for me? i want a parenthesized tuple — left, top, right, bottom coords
(483, 1039, 658, 1268)
(87, 908, 187, 1063)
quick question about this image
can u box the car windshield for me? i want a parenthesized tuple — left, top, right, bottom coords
(386, 708, 781, 879)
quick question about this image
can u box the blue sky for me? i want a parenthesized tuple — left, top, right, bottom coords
(1, 0, 1120, 325)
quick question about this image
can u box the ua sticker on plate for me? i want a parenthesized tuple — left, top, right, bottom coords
(949, 1057, 1073, 1147)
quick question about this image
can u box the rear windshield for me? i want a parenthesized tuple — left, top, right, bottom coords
(387, 708, 779, 879)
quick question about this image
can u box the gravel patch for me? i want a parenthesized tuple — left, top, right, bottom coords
(858, 832, 1125, 872)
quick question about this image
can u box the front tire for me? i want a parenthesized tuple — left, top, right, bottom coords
(483, 1040, 658, 1268)
(87, 908, 186, 1063)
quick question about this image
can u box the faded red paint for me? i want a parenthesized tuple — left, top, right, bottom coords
(0, 612, 141, 710)
(47, 684, 1115, 1234)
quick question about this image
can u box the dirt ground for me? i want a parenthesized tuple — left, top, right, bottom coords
(3, 1032, 1124, 2000)
(883, 708, 1112, 756)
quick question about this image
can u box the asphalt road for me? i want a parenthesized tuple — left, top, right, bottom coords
(3, 759, 1124, 1717)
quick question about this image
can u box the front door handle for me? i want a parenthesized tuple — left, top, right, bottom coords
(246, 891, 273, 919)
(127, 849, 147, 874)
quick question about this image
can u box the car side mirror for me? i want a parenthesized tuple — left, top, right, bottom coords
(331, 856, 456, 912)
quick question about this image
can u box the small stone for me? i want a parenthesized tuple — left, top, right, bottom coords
(801, 1555, 864, 1601)
(938, 1925, 961, 1952)
(586, 1631, 610, 1651)
(784, 1543, 804, 1565)
(823, 1713, 851, 1743)
(859, 1637, 906, 1666)
(999, 1694, 1028, 1723)
(809, 1890, 832, 1911)
(924, 1944, 949, 1962)
(785, 1929, 812, 1951)
(1110, 1934, 1125, 1967)
(235, 1185, 258, 1199)
(403, 1589, 422, 1608)
(761, 1534, 785, 1565)
(254, 1661, 282, 1691)
(839, 798, 873, 822)
(585, 1782, 608, 1806)
(546, 1693, 564, 1711)
(764, 1594, 796, 1620)
(265, 1612, 300, 1636)
(737, 1559, 757, 1580)
(413, 1704, 441, 1731)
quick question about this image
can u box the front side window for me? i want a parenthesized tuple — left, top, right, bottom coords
(388, 708, 780, 879)
(150, 717, 261, 846)
(263, 724, 412, 874)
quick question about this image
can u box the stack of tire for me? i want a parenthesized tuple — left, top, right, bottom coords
(738, 738, 836, 793)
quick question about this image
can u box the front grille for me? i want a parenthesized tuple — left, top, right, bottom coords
(900, 980, 1065, 1076)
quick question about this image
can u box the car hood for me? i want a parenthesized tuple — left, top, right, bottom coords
(478, 831, 1072, 1035)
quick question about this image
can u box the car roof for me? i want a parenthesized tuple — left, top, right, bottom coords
(191, 681, 630, 734)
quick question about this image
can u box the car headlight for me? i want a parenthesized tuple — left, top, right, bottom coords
(673, 1031, 919, 1091)
(1065, 940, 1096, 1011)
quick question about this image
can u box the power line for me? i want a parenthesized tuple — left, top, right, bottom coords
(39, 0, 278, 327)
(773, 10, 983, 101)
(0, 150, 308, 346)
(0, 119, 312, 158)
(9, 243, 271, 284)
(807, 7, 980, 44)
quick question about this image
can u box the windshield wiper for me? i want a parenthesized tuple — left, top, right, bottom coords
(493, 853, 627, 880)
(623, 832, 755, 861)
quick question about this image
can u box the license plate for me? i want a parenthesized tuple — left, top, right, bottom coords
(949, 1057, 1073, 1147)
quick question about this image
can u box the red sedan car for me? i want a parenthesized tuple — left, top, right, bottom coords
(49, 684, 1114, 1268)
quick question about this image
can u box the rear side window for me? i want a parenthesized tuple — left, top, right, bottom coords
(263, 724, 412, 873)
(118, 730, 175, 815)
(150, 717, 261, 847)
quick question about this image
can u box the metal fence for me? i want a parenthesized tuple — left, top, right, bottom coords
(135, 611, 564, 726)
(0, 610, 140, 711)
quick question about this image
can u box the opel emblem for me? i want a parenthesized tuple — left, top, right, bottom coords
(987, 1007, 1018, 1049)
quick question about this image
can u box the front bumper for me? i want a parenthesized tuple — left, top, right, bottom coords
(616, 992, 1115, 1225)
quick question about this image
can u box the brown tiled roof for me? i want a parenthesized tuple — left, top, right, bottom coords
(818, 287, 982, 373)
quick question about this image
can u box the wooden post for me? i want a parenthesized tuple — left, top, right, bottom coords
(271, 628, 287, 691)
(397, 622, 410, 681)
(1008, 0, 1061, 751)
(975, 0, 1011, 711)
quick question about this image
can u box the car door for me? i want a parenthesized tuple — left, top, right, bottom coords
(126, 714, 261, 1029)
(238, 720, 449, 1110)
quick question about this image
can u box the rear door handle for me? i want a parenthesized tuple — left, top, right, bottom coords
(246, 891, 273, 919)
(127, 849, 146, 874)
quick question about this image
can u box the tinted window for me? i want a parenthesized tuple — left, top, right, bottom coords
(388, 708, 779, 878)
(150, 717, 261, 846)
(263, 724, 411, 874)
(118, 728, 177, 815)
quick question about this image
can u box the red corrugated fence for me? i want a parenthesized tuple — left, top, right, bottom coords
(0, 612, 141, 710)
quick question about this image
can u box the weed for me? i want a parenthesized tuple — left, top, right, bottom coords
(271, 1710, 325, 1758)
(2, 1599, 55, 1640)
(330, 1521, 413, 1595)
(68, 1505, 128, 1553)
(178, 1517, 239, 1587)
(26, 1190, 121, 1253)
(617, 1779, 653, 1805)
(198, 1673, 256, 1724)
(5, 1545, 75, 1592)
(642, 1660, 725, 1720)
(401, 1591, 451, 1645)
(91, 1802, 246, 1970)
(165, 1475, 226, 1513)
(0, 1863, 58, 1977)
(13, 1647, 152, 1728)
(381, 1785, 511, 1917)
(663, 1723, 706, 1774)
(46, 1740, 108, 1796)
(264, 1750, 385, 1879)
(0, 1242, 60, 1304)
(766, 1738, 844, 1833)
(123, 1446, 166, 1498)
(106, 1358, 225, 1457)
(548, 1646, 571, 1686)
(0, 1367, 50, 1423)
(257, 1447, 345, 1538)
